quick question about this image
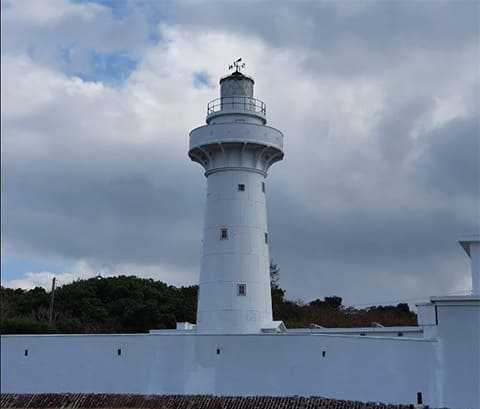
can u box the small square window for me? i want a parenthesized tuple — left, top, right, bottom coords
(262, 182, 265, 193)
(397, 332, 403, 337)
(264, 232, 268, 244)
(238, 184, 245, 191)
(237, 284, 247, 296)
(417, 392, 423, 405)
(220, 228, 228, 240)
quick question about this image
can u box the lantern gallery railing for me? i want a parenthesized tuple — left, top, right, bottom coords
(207, 96, 266, 116)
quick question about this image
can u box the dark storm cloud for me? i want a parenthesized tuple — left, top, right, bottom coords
(270, 200, 465, 262)
(416, 116, 480, 198)
(2, 161, 204, 270)
(174, 0, 478, 69)
(262, 104, 479, 304)
(267, 177, 473, 304)
(264, 116, 479, 304)
(376, 96, 434, 165)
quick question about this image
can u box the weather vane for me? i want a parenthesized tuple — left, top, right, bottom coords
(229, 58, 245, 73)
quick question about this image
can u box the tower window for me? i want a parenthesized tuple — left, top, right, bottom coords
(117, 348, 122, 356)
(237, 284, 247, 296)
(264, 233, 268, 244)
(238, 184, 245, 191)
(24, 349, 28, 357)
(417, 392, 423, 405)
(262, 182, 265, 193)
(220, 228, 228, 240)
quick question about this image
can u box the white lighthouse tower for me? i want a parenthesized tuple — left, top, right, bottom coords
(189, 61, 285, 334)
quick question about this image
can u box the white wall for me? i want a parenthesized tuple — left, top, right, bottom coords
(197, 169, 272, 333)
(434, 300, 480, 409)
(1, 333, 438, 407)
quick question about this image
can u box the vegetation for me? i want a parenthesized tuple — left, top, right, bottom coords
(1, 276, 197, 334)
(1, 272, 416, 334)
(269, 262, 416, 328)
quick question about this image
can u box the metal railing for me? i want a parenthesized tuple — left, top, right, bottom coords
(207, 96, 266, 116)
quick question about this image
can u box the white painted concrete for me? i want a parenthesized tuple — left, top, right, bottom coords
(189, 71, 284, 333)
(430, 296, 480, 409)
(472, 243, 480, 295)
(290, 326, 424, 338)
(0, 332, 438, 407)
(2, 298, 479, 408)
(459, 235, 480, 295)
(189, 123, 283, 152)
(198, 169, 272, 333)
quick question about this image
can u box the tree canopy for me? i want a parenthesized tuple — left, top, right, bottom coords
(1, 274, 416, 334)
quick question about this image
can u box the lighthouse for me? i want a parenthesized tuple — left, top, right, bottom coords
(189, 61, 285, 333)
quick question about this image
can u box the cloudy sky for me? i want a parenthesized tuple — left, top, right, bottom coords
(1, 0, 479, 307)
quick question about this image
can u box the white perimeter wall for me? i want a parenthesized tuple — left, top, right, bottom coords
(1, 333, 438, 407)
(435, 304, 480, 409)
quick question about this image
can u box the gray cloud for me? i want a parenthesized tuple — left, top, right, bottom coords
(376, 96, 434, 165)
(268, 186, 473, 303)
(174, 0, 479, 74)
(2, 157, 204, 269)
(416, 116, 480, 198)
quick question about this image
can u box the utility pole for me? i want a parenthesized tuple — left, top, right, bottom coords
(48, 277, 56, 325)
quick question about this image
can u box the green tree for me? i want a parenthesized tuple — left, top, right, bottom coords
(1, 274, 417, 334)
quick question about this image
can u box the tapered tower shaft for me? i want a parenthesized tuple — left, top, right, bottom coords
(189, 68, 284, 333)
